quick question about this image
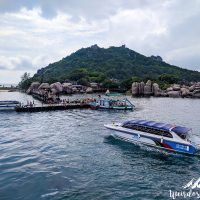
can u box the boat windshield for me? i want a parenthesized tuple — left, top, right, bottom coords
(171, 126, 191, 141)
(186, 130, 192, 142)
(178, 134, 187, 140)
(177, 130, 192, 141)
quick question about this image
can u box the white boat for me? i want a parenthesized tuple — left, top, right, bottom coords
(0, 101, 20, 111)
(104, 119, 199, 155)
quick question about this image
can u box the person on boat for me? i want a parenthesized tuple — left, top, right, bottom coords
(105, 89, 110, 94)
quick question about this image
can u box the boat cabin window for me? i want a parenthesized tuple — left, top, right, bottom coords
(122, 124, 173, 138)
(178, 134, 186, 140)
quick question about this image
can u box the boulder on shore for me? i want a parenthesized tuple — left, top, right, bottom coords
(152, 83, 161, 96)
(50, 82, 63, 93)
(62, 83, 73, 93)
(160, 91, 168, 97)
(38, 83, 50, 90)
(26, 82, 40, 94)
(62, 83, 72, 88)
(172, 84, 181, 91)
(30, 82, 40, 89)
(166, 87, 173, 92)
(132, 82, 139, 95)
(130, 80, 200, 98)
(167, 91, 180, 98)
(86, 87, 93, 93)
(138, 82, 145, 95)
(189, 85, 195, 92)
(144, 80, 152, 95)
(51, 88, 57, 95)
(132, 82, 146, 96)
(193, 93, 200, 98)
(193, 89, 200, 98)
(180, 88, 189, 97)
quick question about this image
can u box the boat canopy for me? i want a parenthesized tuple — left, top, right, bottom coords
(123, 119, 190, 135)
(171, 126, 190, 135)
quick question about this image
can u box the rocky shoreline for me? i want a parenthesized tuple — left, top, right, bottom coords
(26, 82, 96, 103)
(26, 80, 200, 102)
(132, 80, 200, 98)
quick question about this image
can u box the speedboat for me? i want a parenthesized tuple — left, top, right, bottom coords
(104, 119, 200, 155)
(0, 100, 20, 111)
(88, 98, 134, 110)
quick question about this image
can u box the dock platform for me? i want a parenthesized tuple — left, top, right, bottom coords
(15, 104, 90, 112)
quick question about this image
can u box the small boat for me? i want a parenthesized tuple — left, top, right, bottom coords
(105, 89, 122, 97)
(105, 93, 122, 97)
(104, 119, 200, 155)
(89, 98, 134, 110)
(0, 100, 20, 111)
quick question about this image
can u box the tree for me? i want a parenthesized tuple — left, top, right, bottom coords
(77, 78, 89, 86)
(158, 74, 180, 84)
(18, 72, 31, 90)
(68, 68, 89, 81)
(21, 72, 30, 81)
(102, 79, 119, 88)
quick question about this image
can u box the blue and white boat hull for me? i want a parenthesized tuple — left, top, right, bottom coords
(104, 123, 198, 155)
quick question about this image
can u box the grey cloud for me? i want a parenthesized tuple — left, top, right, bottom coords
(0, 0, 200, 82)
(0, 0, 163, 20)
(0, 0, 117, 19)
(175, 57, 200, 71)
(12, 55, 55, 71)
(13, 58, 34, 71)
(0, 65, 7, 70)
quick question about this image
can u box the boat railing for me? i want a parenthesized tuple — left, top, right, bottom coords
(125, 98, 135, 107)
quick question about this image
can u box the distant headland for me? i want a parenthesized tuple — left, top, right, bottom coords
(0, 84, 18, 92)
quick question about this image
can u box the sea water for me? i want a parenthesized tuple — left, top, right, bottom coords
(0, 92, 200, 200)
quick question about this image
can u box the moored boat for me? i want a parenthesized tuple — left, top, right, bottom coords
(88, 98, 134, 110)
(0, 101, 20, 111)
(105, 89, 122, 97)
(104, 119, 200, 155)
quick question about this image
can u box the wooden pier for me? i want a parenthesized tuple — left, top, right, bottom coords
(15, 104, 90, 112)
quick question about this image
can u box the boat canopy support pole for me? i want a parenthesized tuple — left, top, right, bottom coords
(126, 98, 135, 107)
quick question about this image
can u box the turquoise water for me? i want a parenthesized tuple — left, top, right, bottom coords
(0, 92, 200, 200)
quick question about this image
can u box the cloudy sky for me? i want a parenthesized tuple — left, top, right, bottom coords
(0, 0, 200, 84)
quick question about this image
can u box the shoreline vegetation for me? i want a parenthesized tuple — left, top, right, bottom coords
(0, 85, 18, 92)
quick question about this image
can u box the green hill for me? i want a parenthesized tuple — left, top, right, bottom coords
(30, 44, 200, 87)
